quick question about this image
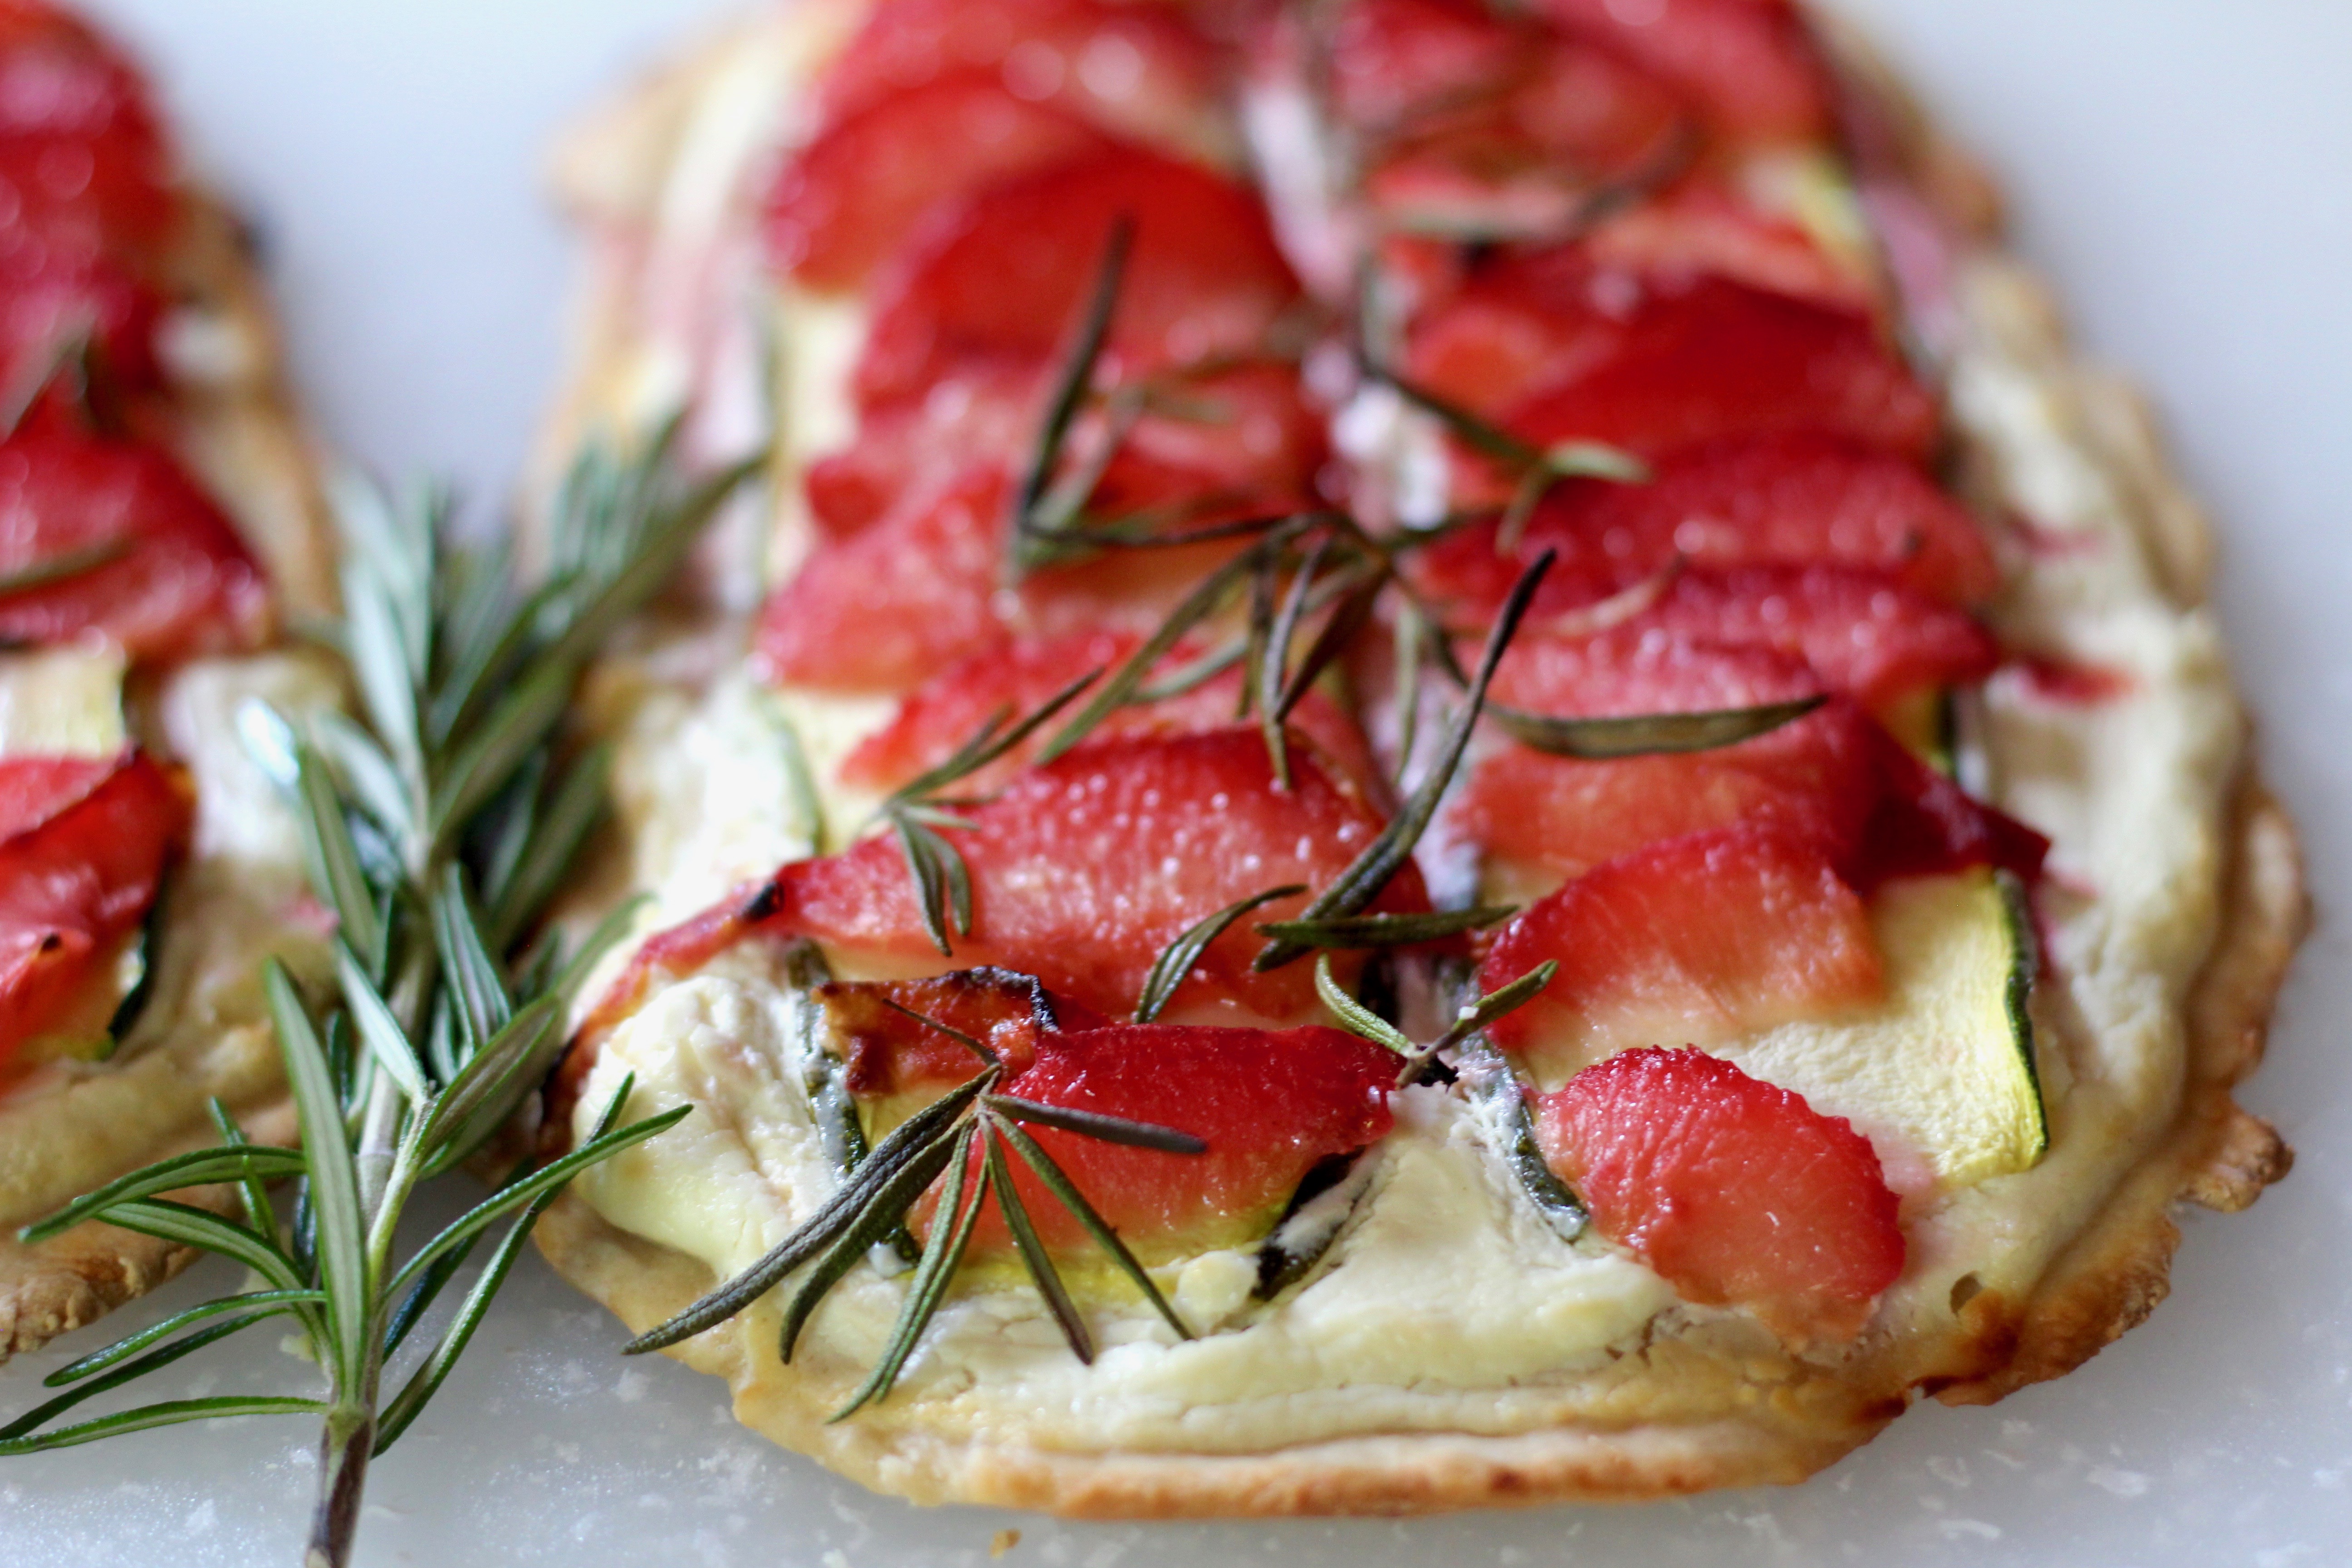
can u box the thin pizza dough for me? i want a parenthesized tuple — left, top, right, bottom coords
(526, 0, 2298, 1512)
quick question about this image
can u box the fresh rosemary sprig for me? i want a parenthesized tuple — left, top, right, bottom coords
(1253, 547, 1555, 972)
(627, 1006, 1202, 1416)
(1132, 884, 1307, 1024)
(0, 423, 750, 1568)
(1008, 216, 1132, 576)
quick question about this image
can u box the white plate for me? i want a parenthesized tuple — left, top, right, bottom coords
(12, 2, 2350, 1563)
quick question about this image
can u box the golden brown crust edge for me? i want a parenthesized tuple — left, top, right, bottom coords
(0, 1099, 299, 1361)
(0, 191, 333, 1365)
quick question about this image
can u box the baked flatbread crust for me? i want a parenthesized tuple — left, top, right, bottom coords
(525, 2, 2303, 1512)
(0, 185, 336, 1362)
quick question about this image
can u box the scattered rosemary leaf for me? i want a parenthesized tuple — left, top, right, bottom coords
(1132, 883, 1306, 1024)
(1485, 695, 1825, 760)
(1428, 960, 1557, 1058)
(779, 1124, 966, 1361)
(982, 1095, 1207, 1155)
(1494, 441, 1652, 554)
(1313, 954, 1414, 1057)
(984, 1127, 1094, 1363)
(0, 537, 132, 600)
(1273, 560, 1387, 730)
(1256, 905, 1515, 949)
(1009, 216, 1132, 577)
(829, 1124, 989, 1420)
(1037, 522, 1306, 764)
(990, 1112, 1191, 1339)
(626, 1070, 1000, 1356)
(1254, 549, 1553, 972)
(1369, 364, 1539, 467)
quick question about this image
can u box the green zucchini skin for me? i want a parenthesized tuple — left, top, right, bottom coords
(1254, 1150, 1377, 1300)
(1456, 1039, 1588, 1243)
(1996, 868, 2049, 1161)
(97, 870, 172, 1060)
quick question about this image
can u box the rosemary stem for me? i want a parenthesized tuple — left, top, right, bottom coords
(305, 1401, 377, 1568)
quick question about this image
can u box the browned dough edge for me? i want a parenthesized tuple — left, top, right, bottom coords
(0, 186, 335, 1364)
(0, 1098, 299, 1362)
(524, 1, 2308, 1517)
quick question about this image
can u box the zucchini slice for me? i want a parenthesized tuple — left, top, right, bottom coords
(1722, 867, 2045, 1188)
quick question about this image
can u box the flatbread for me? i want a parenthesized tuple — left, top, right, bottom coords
(524, 0, 2302, 1513)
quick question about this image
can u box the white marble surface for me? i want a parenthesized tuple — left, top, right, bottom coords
(8, 1, 2348, 1563)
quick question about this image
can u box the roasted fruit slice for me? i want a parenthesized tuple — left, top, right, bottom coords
(1460, 712, 1869, 890)
(1531, 0, 1833, 144)
(755, 466, 1255, 692)
(799, 970, 1396, 1262)
(0, 748, 188, 1067)
(1325, 0, 1526, 130)
(1460, 619, 2039, 891)
(757, 465, 1010, 691)
(1413, 434, 1998, 610)
(810, 0, 1218, 156)
(1420, 559, 1998, 714)
(818, 968, 1103, 1100)
(1484, 824, 1884, 1080)
(1630, 567, 1996, 713)
(964, 1020, 1399, 1259)
(854, 147, 1302, 411)
(0, 409, 271, 660)
(0, 245, 164, 403)
(1407, 271, 1936, 462)
(1489, 620, 1823, 720)
(591, 728, 1427, 1032)
(838, 628, 1377, 798)
(800, 362, 1042, 538)
(0, 1, 177, 400)
(1580, 177, 1877, 315)
(804, 356, 1327, 542)
(765, 73, 1117, 290)
(1534, 1046, 1903, 1342)
(0, 0, 179, 259)
(1495, 279, 1936, 464)
(1334, 0, 1692, 238)
(1461, 637, 1871, 884)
